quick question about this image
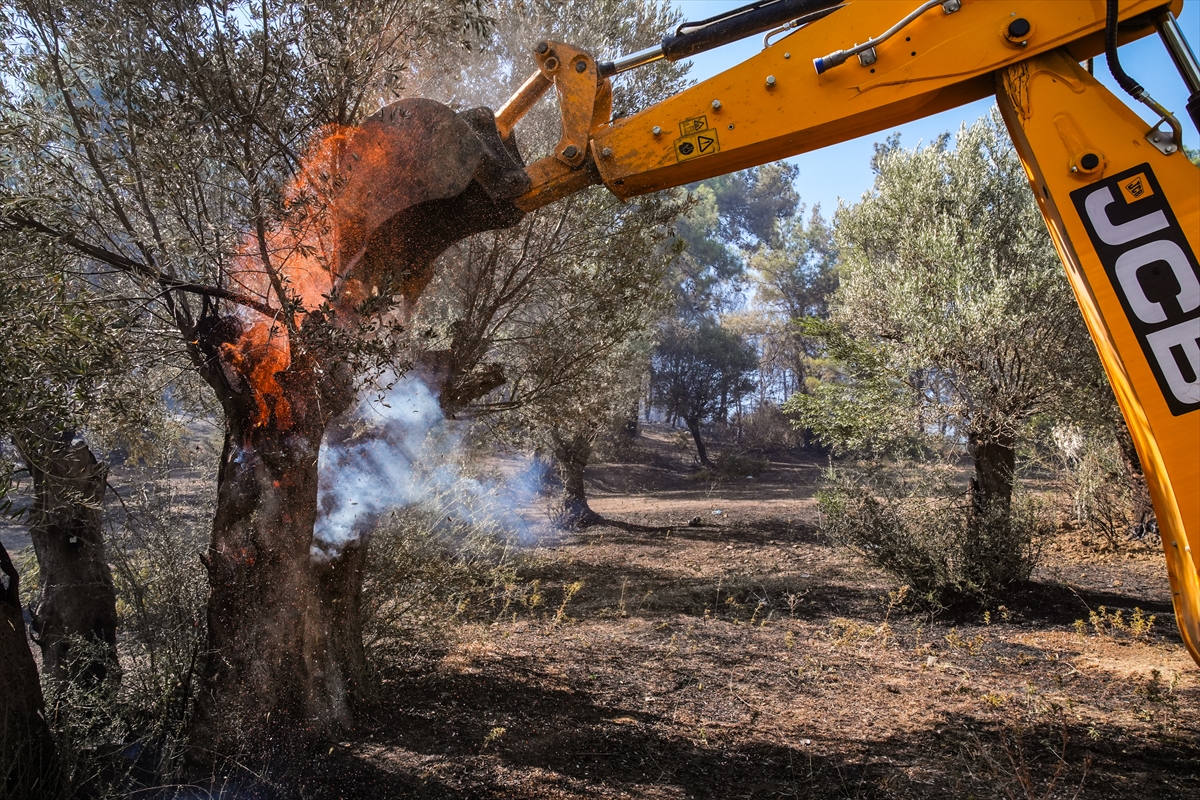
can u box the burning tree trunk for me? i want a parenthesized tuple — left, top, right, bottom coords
(184, 98, 529, 767)
(0, 543, 60, 795)
(187, 372, 348, 763)
(15, 432, 119, 688)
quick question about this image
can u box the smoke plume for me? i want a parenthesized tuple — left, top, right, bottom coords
(312, 372, 536, 559)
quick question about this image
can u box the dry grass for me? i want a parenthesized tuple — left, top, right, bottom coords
(299, 432, 1196, 799)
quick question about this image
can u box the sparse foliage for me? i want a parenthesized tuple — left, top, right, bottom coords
(793, 111, 1102, 598)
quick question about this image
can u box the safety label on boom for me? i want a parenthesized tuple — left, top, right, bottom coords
(1071, 163, 1200, 416)
(674, 115, 720, 162)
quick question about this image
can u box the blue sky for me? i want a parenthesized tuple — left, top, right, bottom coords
(662, 1, 1200, 218)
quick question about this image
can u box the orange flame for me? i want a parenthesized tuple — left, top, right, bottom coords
(220, 127, 353, 430)
(222, 115, 448, 430)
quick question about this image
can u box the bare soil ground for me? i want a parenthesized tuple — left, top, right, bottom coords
(300, 428, 1199, 800)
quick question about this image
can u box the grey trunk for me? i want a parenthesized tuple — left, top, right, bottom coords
(550, 433, 601, 528)
(17, 433, 119, 688)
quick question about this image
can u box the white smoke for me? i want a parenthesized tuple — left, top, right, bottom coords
(312, 372, 539, 559)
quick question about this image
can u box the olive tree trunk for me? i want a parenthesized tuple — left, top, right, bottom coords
(0, 543, 60, 796)
(186, 330, 358, 769)
(969, 432, 1016, 515)
(685, 416, 713, 468)
(549, 432, 601, 529)
(966, 430, 1026, 587)
(16, 433, 119, 688)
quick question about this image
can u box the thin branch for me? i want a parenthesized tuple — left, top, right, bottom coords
(2, 213, 277, 317)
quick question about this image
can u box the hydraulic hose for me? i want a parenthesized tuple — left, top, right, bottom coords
(1106, 0, 1145, 100)
(1105, 0, 1184, 149)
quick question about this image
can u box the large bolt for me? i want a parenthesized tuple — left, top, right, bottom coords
(563, 145, 579, 159)
(1007, 18, 1031, 39)
(536, 41, 549, 54)
(766, 75, 776, 87)
(1080, 152, 1100, 170)
(575, 59, 587, 73)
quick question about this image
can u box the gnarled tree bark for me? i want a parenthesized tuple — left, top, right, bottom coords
(16, 432, 119, 688)
(549, 431, 602, 529)
(186, 328, 357, 767)
(0, 543, 60, 797)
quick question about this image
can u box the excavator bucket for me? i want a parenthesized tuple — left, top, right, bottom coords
(329, 98, 530, 313)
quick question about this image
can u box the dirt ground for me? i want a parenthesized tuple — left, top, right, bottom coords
(295, 429, 1200, 800)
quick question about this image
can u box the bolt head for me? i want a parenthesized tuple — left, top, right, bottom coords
(562, 145, 578, 158)
(602, 147, 613, 158)
(712, 99, 722, 110)
(652, 126, 662, 136)
(766, 75, 776, 87)
(1007, 18, 1031, 38)
(575, 60, 587, 73)
(536, 41, 549, 54)
(784, 52, 791, 59)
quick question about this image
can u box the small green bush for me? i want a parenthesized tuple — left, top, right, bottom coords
(818, 470, 1048, 604)
(716, 453, 767, 479)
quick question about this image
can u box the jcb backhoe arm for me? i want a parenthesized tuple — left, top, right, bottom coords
(492, 0, 1200, 665)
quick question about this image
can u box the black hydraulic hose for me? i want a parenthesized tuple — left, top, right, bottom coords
(660, 0, 843, 62)
(1106, 0, 1146, 101)
(1105, 0, 1187, 148)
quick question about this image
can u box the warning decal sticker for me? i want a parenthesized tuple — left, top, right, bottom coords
(674, 115, 720, 162)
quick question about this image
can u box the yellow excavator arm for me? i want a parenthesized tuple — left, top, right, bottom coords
(494, 0, 1200, 664)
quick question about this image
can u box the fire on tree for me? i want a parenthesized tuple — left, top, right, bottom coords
(182, 97, 529, 763)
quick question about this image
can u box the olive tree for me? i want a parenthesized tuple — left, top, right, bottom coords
(410, 0, 687, 524)
(0, 240, 139, 731)
(0, 0, 492, 767)
(787, 111, 1104, 595)
(792, 111, 1099, 511)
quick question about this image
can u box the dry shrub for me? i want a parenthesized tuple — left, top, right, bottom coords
(688, 452, 768, 483)
(1051, 424, 1144, 550)
(818, 469, 1050, 604)
(107, 485, 208, 774)
(361, 483, 520, 669)
(12, 473, 210, 797)
(739, 403, 803, 451)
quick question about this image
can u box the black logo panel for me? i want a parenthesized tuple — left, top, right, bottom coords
(1071, 163, 1200, 416)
